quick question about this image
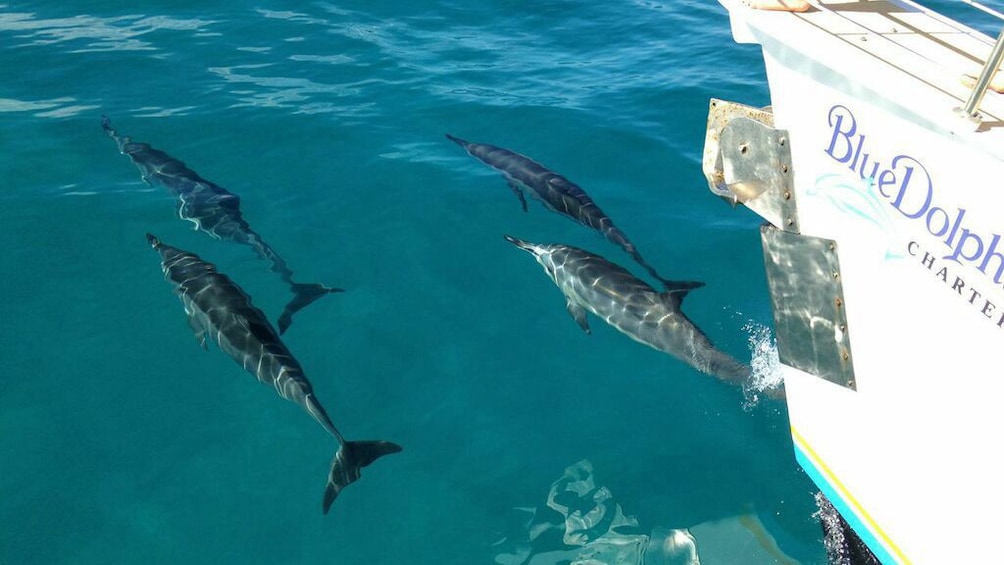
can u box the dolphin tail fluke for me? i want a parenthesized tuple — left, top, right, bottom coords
(655, 280, 706, 309)
(322, 440, 402, 514)
(445, 133, 470, 148)
(604, 229, 685, 294)
(634, 259, 704, 297)
(658, 278, 706, 301)
(661, 279, 705, 294)
(278, 283, 344, 335)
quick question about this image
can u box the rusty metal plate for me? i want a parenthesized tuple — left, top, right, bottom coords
(721, 116, 799, 233)
(702, 98, 775, 205)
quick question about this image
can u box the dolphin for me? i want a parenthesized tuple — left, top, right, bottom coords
(446, 134, 675, 289)
(504, 235, 750, 383)
(104, 116, 340, 334)
(147, 234, 400, 513)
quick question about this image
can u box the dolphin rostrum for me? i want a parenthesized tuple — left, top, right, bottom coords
(504, 235, 750, 383)
(147, 234, 400, 513)
(447, 134, 674, 289)
(104, 116, 340, 334)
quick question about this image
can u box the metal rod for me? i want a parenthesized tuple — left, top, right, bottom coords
(962, 24, 1004, 118)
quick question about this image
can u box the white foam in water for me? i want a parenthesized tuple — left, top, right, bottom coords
(740, 318, 785, 408)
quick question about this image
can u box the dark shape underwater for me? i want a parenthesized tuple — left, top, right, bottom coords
(504, 235, 750, 384)
(447, 134, 676, 290)
(103, 116, 340, 334)
(147, 234, 400, 513)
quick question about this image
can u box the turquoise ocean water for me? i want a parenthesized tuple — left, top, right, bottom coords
(2, 1, 998, 563)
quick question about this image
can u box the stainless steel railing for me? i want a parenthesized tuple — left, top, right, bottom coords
(953, 1, 1004, 121)
(960, 23, 1004, 120)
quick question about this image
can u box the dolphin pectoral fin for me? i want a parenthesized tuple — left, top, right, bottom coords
(323, 440, 402, 514)
(507, 180, 529, 212)
(566, 300, 591, 334)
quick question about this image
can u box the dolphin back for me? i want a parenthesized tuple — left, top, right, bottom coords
(323, 440, 403, 513)
(690, 339, 751, 384)
(654, 301, 750, 384)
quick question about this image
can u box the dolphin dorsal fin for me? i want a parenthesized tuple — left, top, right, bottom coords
(664, 280, 705, 293)
(658, 280, 705, 306)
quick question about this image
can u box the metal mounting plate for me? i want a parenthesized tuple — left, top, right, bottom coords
(703, 98, 775, 204)
(761, 225, 856, 390)
(721, 117, 799, 233)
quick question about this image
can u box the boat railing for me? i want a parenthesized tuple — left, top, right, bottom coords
(952, 1, 1004, 121)
(960, 24, 1004, 120)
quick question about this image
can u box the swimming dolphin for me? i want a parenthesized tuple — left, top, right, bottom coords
(446, 134, 674, 289)
(504, 235, 750, 383)
(147, 234, 400, 513)
(104, 116, 340, 334)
